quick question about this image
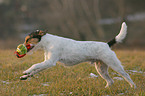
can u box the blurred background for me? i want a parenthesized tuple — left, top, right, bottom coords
(0, 0, 145, 49)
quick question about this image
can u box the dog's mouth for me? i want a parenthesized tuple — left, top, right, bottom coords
(26, 44, 35, 52)
(15, 44, 35, 58)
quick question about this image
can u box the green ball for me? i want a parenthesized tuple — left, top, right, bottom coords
(16, 44, 27, 55)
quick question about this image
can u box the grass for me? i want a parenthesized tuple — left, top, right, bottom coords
(0, 49, 145, 96)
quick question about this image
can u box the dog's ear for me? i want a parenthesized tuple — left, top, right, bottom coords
(38, 30, 46, 36)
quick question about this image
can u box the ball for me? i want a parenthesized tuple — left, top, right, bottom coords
(16, 44, 27, 55)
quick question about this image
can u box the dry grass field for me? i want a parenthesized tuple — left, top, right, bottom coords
(0, 49, 145, 96)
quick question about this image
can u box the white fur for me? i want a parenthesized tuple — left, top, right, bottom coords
(20, 22, 136, 88)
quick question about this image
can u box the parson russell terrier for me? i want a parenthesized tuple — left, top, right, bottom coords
(19, 22, 136, 88)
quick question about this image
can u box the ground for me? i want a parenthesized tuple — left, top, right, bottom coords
(0, 49, 144, 96)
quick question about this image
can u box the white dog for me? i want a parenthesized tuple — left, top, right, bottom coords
(20, 22, 136, 88)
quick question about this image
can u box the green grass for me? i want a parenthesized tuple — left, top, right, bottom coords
(0, 49, 145, 96)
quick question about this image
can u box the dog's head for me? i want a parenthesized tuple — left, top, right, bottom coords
(24, 30, 46, 50)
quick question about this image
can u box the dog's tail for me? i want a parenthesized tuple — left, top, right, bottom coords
(107, 22, 127, 47)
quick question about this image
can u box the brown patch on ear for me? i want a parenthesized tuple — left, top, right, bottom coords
(38, 30, 46, 36)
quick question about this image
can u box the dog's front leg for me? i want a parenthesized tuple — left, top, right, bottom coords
(20, 59, 57, 80)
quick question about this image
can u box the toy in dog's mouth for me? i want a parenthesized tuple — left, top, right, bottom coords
(15, 44, 34, 58)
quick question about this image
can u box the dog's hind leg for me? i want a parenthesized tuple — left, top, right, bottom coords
(95, 61, 114, 88)
(101, 51, 136, 88)
(111, 63, 136, 88)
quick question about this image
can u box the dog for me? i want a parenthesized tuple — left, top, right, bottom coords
(20, 22, 136, 88)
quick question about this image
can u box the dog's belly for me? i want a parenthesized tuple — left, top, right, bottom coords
(59, 59, 97, 66)
(59, 55, 97, 66)
(59, 59, 83, 66)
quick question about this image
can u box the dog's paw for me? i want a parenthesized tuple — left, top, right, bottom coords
(23, 71, 30, 75)
(20, 75, 28, 80)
